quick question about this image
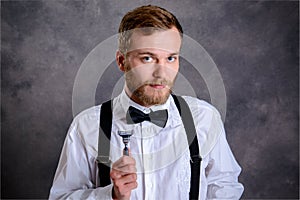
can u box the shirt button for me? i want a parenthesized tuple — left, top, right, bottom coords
(148, 182, 153, 188)
(143, 108, 150, 113)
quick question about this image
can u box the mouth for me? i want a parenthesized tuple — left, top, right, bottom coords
(149, 84, 166, 89)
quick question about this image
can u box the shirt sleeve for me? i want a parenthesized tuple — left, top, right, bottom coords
(205, 126, 244, 199)
(48, 121, 113, 200)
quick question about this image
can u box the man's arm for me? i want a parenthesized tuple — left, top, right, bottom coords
(49, 122, 113, 200)
(205, 130, 244, 199)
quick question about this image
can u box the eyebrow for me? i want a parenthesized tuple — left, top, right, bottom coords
(137, 51, 179, 56)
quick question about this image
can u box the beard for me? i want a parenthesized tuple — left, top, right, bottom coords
(125, 72, 176, 106)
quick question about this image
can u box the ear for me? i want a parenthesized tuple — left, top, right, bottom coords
(116, 51, 126, 72)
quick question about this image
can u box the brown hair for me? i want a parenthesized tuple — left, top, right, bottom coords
(118, 5, 183, 54)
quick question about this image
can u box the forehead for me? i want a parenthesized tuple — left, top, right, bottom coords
(127, 27, 182, 53)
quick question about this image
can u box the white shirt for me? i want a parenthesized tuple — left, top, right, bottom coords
(49, 90, 244, 199)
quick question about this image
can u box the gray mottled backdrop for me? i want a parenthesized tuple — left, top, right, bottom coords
(1, 0, 299, 199)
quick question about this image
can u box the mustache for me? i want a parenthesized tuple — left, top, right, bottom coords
(143, 79, 172, 86)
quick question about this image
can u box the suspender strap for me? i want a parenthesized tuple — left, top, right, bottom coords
(172, 94, 201, 200)
(97, 100, 112, 187)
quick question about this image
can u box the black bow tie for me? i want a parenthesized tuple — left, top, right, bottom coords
(126, 106, 168, 128)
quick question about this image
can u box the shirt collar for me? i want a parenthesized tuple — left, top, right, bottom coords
(114, 89, 182, 128)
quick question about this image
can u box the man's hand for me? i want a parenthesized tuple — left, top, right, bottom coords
(110, 155, 137, 200)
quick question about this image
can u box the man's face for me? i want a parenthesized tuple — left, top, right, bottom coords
(119, 27, 182, 107)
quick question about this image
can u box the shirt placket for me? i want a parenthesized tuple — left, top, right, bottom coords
(141, 123, 155, 200)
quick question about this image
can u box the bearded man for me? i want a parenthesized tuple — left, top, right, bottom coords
(49, 5, 244, 200)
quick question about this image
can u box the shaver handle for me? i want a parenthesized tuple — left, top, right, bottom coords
(123, 146, 129, 156)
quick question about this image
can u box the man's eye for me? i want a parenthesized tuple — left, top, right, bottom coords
(167, 56, 177, 62)
(142, 56, 153, 63)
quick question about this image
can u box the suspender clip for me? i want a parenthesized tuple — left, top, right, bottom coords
(190, 154, 202, 163)
(97, 156, 110, 164)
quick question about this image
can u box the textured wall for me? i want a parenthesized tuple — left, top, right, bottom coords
(1, 0, 299, 199)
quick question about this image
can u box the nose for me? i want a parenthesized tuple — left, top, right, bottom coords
(152, 59, 167, 78)
(153, 58, 167, 78)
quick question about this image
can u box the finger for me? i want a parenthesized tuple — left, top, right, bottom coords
(114, 173, 137, 188)
(112, 156, 136, 169)
(110, 170, 122, 179)
(114, 164, 137, 175)
(112, 156, 135, 167)
(122, 181, 138, 193)
(110, 164, 137, 180)
(111, 166, 137, 180)
(113, 181, 138, 198)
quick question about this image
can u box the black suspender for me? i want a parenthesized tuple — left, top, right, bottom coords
(97, 100, 112, 187)
(97, 95, 201, 199)
(172, 95, 202, 200)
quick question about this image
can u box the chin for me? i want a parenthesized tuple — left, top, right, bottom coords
(140, 88, 171, 106)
